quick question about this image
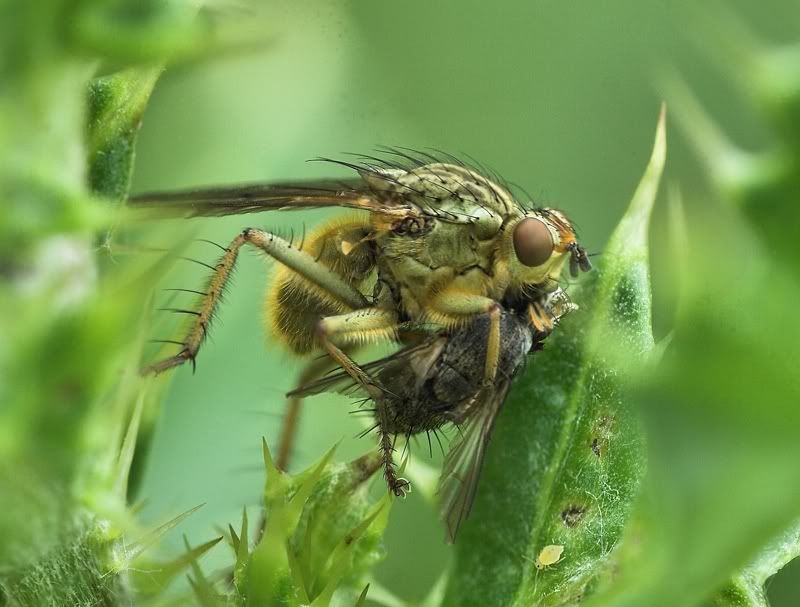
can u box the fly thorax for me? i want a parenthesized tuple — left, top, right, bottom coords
(366, 162, 514, 220)
(470, 205, 503, 240)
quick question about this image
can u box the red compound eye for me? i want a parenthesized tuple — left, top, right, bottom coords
(513, 218, 554, 267)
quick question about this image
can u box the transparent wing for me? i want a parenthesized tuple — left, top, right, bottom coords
(288, 338, 445, 399)
(128, 178, 399, 217)
(438, 380, 512, 543)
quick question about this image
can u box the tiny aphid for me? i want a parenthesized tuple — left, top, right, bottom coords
(535, 544, 565, 570)
(292, 289, 577, 542)
(130, 151, 591, 493)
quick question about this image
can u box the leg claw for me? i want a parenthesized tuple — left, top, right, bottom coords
(391, 477, 411, 498)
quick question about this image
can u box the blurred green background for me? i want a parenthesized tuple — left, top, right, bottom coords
(129, 1, 800, 603)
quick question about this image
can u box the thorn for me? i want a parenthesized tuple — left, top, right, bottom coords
(238, 507, 249, 562)
(228, 523, 240, 554)
(661, 71, 753, 192)
(114, 389, 146, 500)
(127, 503, 206, 561)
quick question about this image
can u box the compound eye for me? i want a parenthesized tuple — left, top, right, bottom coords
(513, 218, 554, 267)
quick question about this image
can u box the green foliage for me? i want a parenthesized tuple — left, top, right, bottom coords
(88, 67, 162, 202)
(2, 2, 799, 606)
(0, 1, 234, 604)
(1, 527, 124, 606)
(443, 108, 664, 607)
(585, 19, 800, 607)
(184, 442, 390, 606)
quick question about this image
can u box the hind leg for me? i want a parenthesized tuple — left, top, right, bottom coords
(313, 308, 410, 496)
(275, 356, 340, 471)
(142, 227, 370, 375)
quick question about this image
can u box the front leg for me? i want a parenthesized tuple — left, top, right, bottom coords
(527, 299, 555, 338)
(527, 288, 579, 339)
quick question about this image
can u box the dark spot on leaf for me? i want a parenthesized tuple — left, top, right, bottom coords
(561, 504, 587, 527)
(590, 414, 616, 457)
(596, 415, 613, 430)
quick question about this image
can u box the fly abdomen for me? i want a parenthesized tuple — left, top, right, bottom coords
(431, 362, 481, 405)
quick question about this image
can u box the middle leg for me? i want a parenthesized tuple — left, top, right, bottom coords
(313, 307, 411, 496)
(427, 289, 502, 385)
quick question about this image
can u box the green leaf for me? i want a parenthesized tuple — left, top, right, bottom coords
(87, 67, 162, 201)
(586, 19, 800, 607)
(709, 520, 800, 607)
(0, 2, 265, 606)
(71, 1, 275, 69)
(443, 107, 665, 606)
(584, 36, 800, 604)
(666, 39, 800, 276)
(582, 216, 800, 607)
(71, 1, 212, 64)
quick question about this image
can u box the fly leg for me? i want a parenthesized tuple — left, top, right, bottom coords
(374, 394, 411, 498)
(275, 355, 340, 471)
(142, 227, 370, 375)
(313, 308, 410, 496)
(143, 227, 404, 489)
(527, 300, 555, 340)
(275, 314, 393, 472)
(143, 234, 244, 374)
(527, 290, 578, 341)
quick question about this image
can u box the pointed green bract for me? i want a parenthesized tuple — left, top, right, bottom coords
(132, 535, 222, 596)
(234, 506, 250, 588)
(88, 67, 163, 202)
(355, 584, 371, 607)
(229, 523, 241, 556)
(113, 387, 146, 500)
(126, 503, 206, 563)
(186, 536, 225, 607)
(667, 29, 800, 275)
(214, 443, 387, 606)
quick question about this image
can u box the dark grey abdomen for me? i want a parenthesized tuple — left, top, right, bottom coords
(382, 312, 533, 434)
